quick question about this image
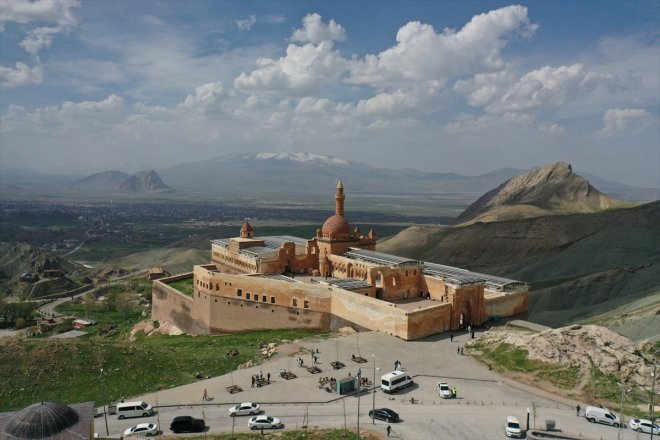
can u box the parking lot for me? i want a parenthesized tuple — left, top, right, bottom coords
(105, 329, 643, 439)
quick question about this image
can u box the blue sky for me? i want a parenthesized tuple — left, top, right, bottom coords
(1, 0, 658, 187)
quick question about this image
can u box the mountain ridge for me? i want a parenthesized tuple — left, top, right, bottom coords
(70, 170, 170, 193)
(454, 162, 622, 224)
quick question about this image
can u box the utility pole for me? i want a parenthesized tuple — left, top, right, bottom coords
(356, 373, 361, 440)
(372, 354, 376, 424)
(100, 368, 109, 436)
(617, 384, 629, 440)
(652, 362, 657, 440)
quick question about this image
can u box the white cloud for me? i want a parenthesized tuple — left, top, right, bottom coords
(144, 15, 165, 26)
(19, 25, 60, 56)
(234, 41, 347, 95)
(0, 62, 43, 87)
(538, 122, 566, 136)
(445, 112, 534, 134)
(347, 5, 536, 87)
(482, 64, 626, 113)
(236, 15, 256, 31)
(598, 108, 653, 136)
(179, 82, 228, 115)
(0, 0, 79, 27)
(290, 13, 346, 44)
(2, 0, 80, 58)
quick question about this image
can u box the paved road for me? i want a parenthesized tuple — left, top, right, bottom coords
(100, 330, 642, 439)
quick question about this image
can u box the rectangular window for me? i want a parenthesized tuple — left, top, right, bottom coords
(246, 292, 251, 300)
(304, 300, 309, 309)
(270, 296, 275, 304)
(236, 289, 242, 297)
(292, 298, 298, 307)
(262, 295, 267, 302)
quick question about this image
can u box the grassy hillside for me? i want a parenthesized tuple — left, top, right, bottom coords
(379, 201, 660, 336)
(0, 328, 325, 412)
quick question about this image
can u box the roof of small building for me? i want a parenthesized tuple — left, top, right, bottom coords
(0, 401, 95, 440)
(240, 221, 254, 233)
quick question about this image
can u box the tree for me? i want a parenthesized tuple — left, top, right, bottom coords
(83, 292, 95, 318)
(114, 292, 136, 319)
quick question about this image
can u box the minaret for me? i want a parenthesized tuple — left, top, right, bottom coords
(335, 178, 345, 217)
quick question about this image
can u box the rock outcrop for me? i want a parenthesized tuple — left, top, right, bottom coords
(455, 162, 620, 225)
(119, 170, 170, 192)
(474, 324, 655, 388)
(70, 169, 170, 192)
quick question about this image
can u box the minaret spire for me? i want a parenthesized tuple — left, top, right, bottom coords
(335, 178, 345, 217)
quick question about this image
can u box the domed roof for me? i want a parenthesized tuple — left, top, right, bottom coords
(5, 401, 79, 439)
(240, 221, 253, 233)
(322, 214, 351, 238)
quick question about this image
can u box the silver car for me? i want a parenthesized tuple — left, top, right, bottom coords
(248, 415, 283, 430)
(228, 402, 261, 417)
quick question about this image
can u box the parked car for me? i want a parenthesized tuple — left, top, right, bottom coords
(123, 423, 159, 437)
(368, 408, 400, 423)
(170, 415, 205, 433)
(247, 415, 283, 430)
(505, 416, 523, 438)
(228, 402, 261, 417)
(584, 405, 620, 427)
(437, 382, 452, 399)
(629, 418, 660, 434)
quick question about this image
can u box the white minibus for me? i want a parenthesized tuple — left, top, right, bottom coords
(380, 371, 413, 393)
(116, 401, 154, 419)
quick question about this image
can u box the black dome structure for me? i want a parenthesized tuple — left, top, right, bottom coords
(4, 401, 79, 439)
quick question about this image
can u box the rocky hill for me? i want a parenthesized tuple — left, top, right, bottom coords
(0, 243, 82, 296)
(70, 170, 170, 193)
(471, 324, 656, 406)
(455, 162, 622, 224)
(379, 201, 660, 338)
(118, 170, 170, 192)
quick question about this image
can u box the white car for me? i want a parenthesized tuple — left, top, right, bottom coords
(629, 418, 660, 434)
(228, 402, 261, 417)
(248, 415, 283, 430)
(123, 423, 158, 437)
(437, 382, 452, 399)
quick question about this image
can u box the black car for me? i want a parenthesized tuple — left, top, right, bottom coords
(170, 415, 205, 433)
(368, 408, 400, 422)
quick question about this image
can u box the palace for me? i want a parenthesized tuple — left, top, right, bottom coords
(152, 180, 528, 340)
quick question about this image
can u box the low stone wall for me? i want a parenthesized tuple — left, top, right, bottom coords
(484, 290, 528, 320)
(152, 273, 209, 334)
(330, 288, 451, 340)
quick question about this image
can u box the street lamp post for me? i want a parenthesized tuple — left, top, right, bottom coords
(652, 363, 657, 440)
(356, 375, 361, 440)
(100, 368, 109, 436)
(372, 354, 376, 424)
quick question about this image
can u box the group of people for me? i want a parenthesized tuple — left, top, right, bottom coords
(394, 360, 402, 370)
(317, 376, 337, 388)
(456, 346, 464, 355)
(279, 368, 288, 378)
(250, 372, 270, 387)
(296, 357, 305, 367)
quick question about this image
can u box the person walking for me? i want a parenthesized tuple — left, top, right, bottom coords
(251, 376, 255, 388)
(202, 388, 209, 401)
(450, 333, 453, 342)
(386, 424, 392, 437)
(460, 347, 464, 355)
(457, 346, 460, 354)
(267, 372, 271, 383)
(576, 404, 580, 416)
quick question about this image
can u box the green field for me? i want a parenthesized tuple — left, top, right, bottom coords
(0, 327, 326, 412)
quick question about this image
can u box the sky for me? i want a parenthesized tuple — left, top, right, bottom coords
(0, 0, 658, 187)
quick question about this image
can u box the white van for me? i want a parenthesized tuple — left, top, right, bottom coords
(380, 371, 413, 393)
(505, 416, 523, 438)
(116, 401, 154, 419)
(585, 405, 620, 427)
